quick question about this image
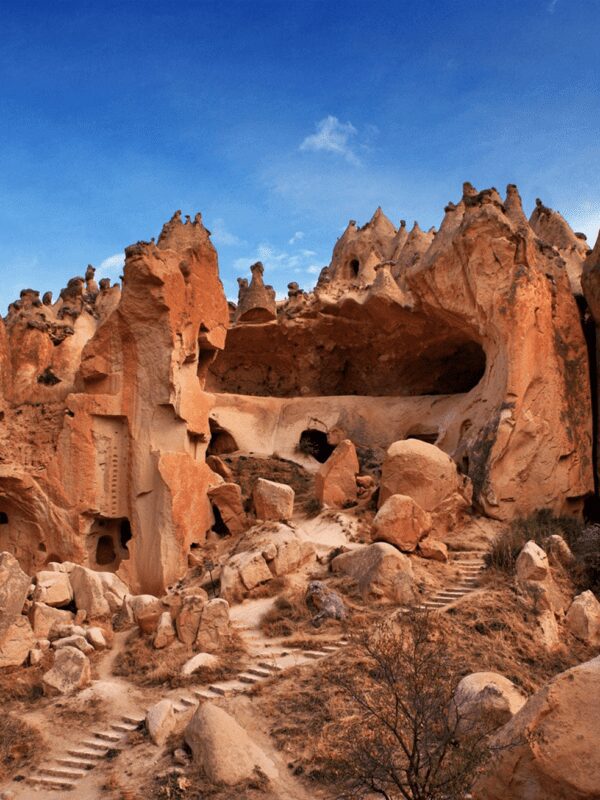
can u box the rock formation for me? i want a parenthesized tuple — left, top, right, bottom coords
(0, 184, 596, 600)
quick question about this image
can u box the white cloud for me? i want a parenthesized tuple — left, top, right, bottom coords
(210, 218, 243, 247)
(232, 242, 326, 290)
(99, 253, 124, 282)
(300, 115, 360, 165)
(288, 231, 304, 244)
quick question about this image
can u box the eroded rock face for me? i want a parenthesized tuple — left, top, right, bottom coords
(474, 656, 600, 800)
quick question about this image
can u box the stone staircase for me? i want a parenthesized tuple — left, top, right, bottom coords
(20, 636, 348, 793)
(25, 712, 145, 792)
(419, 551, 486, 611)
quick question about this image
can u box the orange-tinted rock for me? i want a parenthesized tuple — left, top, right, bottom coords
(315, 440, 359, 508)
(474, 657, 600, 800)
(372, 494, 432, 552)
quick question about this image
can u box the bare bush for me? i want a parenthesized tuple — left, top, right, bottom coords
(319, 611, 498, 800)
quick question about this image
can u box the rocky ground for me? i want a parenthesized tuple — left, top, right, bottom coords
(1, 438, 599, 800)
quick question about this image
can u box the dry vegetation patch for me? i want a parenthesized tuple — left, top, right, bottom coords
(113, 630, 247, 688)
(0, 713, 45, 782)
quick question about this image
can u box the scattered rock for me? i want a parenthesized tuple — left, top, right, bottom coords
(516, 541, 550, 582)
(253, 478, 295, 521)
(52, 634, 94, 654)
(146, 699, 177, 746)
(454, 672, 527, 733)
(181, 651, 219, 676)
(372, 494, 431, 552)
(42, 645, 91, 696)
(0, 615, 36, 668)
(29, 602, 74, 638)
(176, 594, 207, 646)
(208, 482, 248, 534)
(154, 611, 176, 649)
(565, 590, 600, 645)
(332, 543, 416, 604)
(544, 534, 575, 568)
(86, 626, 108, 650)
(315, 439, 360, 508)
(127, 594, 165, 634)
(69, 566, 111, 619)
(0, 551, 30, 618)
(195, 599, 231, 652)
(184, 702, 278, 785)
(33, 570, 73, 608)
(418, 536, 448, 562)
(305, 581, 346, 626)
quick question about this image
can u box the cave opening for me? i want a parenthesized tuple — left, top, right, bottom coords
(207, 419, 238, 456)
(298, 429, 335, 463)
(0, 512, 8, 524)
(96, 534, 117, 566)
(211, 504, 230, 536)
(120, 518, 132, 549)
(350, 258, 360, 277)
(405, 431, 439, 445)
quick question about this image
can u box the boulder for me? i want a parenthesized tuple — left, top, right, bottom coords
(42, 646, 91, 696)
(0, 615, 36, 668)
(516, 541, 550, 582)
(52, 634, 94, 654)
(253, 478, 294, 521)
(536, 608, 560, 651)
(266, 530, 315, 576)
(154, 611, 176, 649)
(184, 702, 278, 785)
(69, 566, 111, 619)
(305, 581, 346, 627)
(208, 482, 248, 535)
(372, 494, 432, 552)
(544, 534, 575, 568)
(206, 454, 234, 482)
(96, 572, 129, 612)
(565, 590, 600, 645)
(33, 570, 73, 608)
(86, 626, 108, 650)
(454, 672, 527, 733)
(195, 599, 231, 653)
(332, 543, 416, 603)
(379, 439, 471, 529)
(0, 552, 30, 618)
(181, 651, 219, 676)
(225, 550, 273, 593)
(175, 595, 206, 645)
(29, 602, 74, 638)
(126, 594, 165, 634)
(146, 699, 177, 746)
(315, 439, 360, 508)
(418, 537, 448, 562)
(474, 656, 600, 800)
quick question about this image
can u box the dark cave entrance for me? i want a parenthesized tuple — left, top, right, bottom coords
(207, 419, 239, 456)
(96, 534, 117, 566)
(298, 429, 335, 463)
(0, 512, 8, 524)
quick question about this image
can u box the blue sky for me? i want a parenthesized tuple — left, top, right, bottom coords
(0, 0, 599, 311)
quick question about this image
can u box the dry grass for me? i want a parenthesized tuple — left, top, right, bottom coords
(0, 713, 46, 782)
(0, 656, 52, 707)
(112, 630, 247, 688)
(258, 576, 598, 782)
(246, 576, 288, 600)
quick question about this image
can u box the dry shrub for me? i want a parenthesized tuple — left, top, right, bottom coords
(486, 510, 581, 572)
(246, 576, 288, 600)
(259, 590, 311, 638)
(113, 629, 247, 687)
(0, 713, 45, 781)
(0, 657, 51, 706)
(144, 761, 274, 800)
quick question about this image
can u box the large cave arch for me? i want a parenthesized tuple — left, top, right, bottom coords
(206, 304, 486, 398)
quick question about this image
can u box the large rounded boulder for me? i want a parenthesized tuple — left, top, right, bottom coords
(379, 439, 472, 530)
(474, 656, 600, 800)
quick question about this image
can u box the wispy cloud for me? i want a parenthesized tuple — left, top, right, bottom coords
(231, 240, 326, 295)
(98, 253, 124, 282)
(210, 217, 243, 247)
(288, 231, 304, 244)
(547, 0, 559, 12)
(300, 115, 360, 165)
